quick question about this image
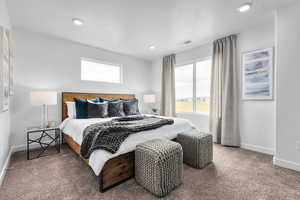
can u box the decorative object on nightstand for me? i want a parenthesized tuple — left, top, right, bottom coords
(30, 91, 57, 128)
(48, 120, 58, 128)
(143, 94, 158, 115)
(26, 126, 61, 160)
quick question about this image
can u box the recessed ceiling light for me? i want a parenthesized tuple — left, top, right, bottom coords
(238, 3, 252, 13)
(72, 18, 84, 26)
(149, 45, 156, 50)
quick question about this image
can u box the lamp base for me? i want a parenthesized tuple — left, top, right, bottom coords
(41, 104, 48, 128)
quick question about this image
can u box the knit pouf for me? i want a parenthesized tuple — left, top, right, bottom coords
(177, 129, 213, 169)
(135, 139, 183, 197)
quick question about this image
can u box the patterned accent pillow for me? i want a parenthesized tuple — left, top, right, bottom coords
(123, 98, 140, 116)
(87, 101, 108, 118)
(108, 101, 125, 117)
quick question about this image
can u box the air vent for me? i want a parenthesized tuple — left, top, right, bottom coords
(183, 40, 192, 45)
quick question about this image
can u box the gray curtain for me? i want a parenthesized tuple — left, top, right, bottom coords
(209, 35, 240, 146)
(161, 54, 176, 117)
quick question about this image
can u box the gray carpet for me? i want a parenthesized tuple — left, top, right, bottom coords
(1, 144, 300, 200)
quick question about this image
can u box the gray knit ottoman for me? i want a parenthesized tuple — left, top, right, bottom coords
(177, 129, 213, 169)
(135, 139, 183, 197)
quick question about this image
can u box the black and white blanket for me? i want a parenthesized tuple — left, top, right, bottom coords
(80, 115, 174, 158)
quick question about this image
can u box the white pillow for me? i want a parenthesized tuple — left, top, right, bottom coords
(66, 101, 76, 119)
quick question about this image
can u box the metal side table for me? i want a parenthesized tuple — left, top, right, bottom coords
(26, 126, 61, 160)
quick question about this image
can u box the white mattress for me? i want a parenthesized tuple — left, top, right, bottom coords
(59, 115, 194, 175)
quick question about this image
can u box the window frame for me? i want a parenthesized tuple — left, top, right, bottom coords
(80, 57, 123, 84)
(175, 57, 211, 115)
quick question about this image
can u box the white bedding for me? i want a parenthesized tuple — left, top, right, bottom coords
(59, 115, 194, 175)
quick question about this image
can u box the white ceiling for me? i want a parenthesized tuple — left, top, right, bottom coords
(8, 0, 296, 60)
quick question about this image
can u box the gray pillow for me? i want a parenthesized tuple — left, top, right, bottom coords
(123, 98, 140, 116)
(87, 101, 108, 118)
(108, 101, 125, 117)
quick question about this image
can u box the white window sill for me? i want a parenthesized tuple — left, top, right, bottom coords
(81, 79, 123, 85)
(176, 112, 209, 117)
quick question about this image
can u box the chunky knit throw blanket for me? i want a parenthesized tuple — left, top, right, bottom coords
(80, 115, 174, 158)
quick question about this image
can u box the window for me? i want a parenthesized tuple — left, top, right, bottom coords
(196, 59, 211, 113)
(175, 64, 193, 112)
(81, 58, 122, 83)
(175, 58, 211, 114)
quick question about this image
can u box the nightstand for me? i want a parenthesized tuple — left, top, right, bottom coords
(26, 126, 61, 160)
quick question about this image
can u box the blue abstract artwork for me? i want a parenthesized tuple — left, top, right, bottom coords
(242, 48, 273, 100)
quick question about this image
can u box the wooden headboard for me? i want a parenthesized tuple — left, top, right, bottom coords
(61, 92, 135, 121)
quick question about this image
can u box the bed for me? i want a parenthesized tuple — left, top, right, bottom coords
(60, 92, 194, 192)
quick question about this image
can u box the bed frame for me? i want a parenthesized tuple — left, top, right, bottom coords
(62, 92, 136, 192)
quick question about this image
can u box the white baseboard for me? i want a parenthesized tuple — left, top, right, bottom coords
(273, 157, 300, 172)
(11, 144, 28, 153)
(0, 148, 12, 186)
(241, 143, 274, 155)
(11, 141, 53, 153)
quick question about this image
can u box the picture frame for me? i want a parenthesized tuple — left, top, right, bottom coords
(2, 59, 9, 111)
(242, 47, 274, 100)
(9, 31, 14, 96)
(0, 27, 11, 112)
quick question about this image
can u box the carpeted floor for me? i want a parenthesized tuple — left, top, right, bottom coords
(1, 144, 300, 200)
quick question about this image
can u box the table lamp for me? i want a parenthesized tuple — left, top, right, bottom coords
(30, 91, 57, 128)
(143, 94, 157, 114)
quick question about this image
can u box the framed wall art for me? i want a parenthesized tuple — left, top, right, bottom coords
(242, 48, 274, 100)
(0, 26, 12, 112)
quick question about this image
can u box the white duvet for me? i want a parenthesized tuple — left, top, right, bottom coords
(59, 115, 194, 175)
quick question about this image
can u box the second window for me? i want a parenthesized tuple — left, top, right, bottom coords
(175, 58, 211, 114)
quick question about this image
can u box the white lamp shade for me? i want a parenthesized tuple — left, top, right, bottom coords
(143, 94, 156, 103)
(30, 91, 57, 105)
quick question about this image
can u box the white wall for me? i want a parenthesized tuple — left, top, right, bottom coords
(238, 23, 276, 155)
(275, 2, 300, 171)
(0, 0, 11, 184)
(11, 29, 152, 148)
(151, 23, 276, 154)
